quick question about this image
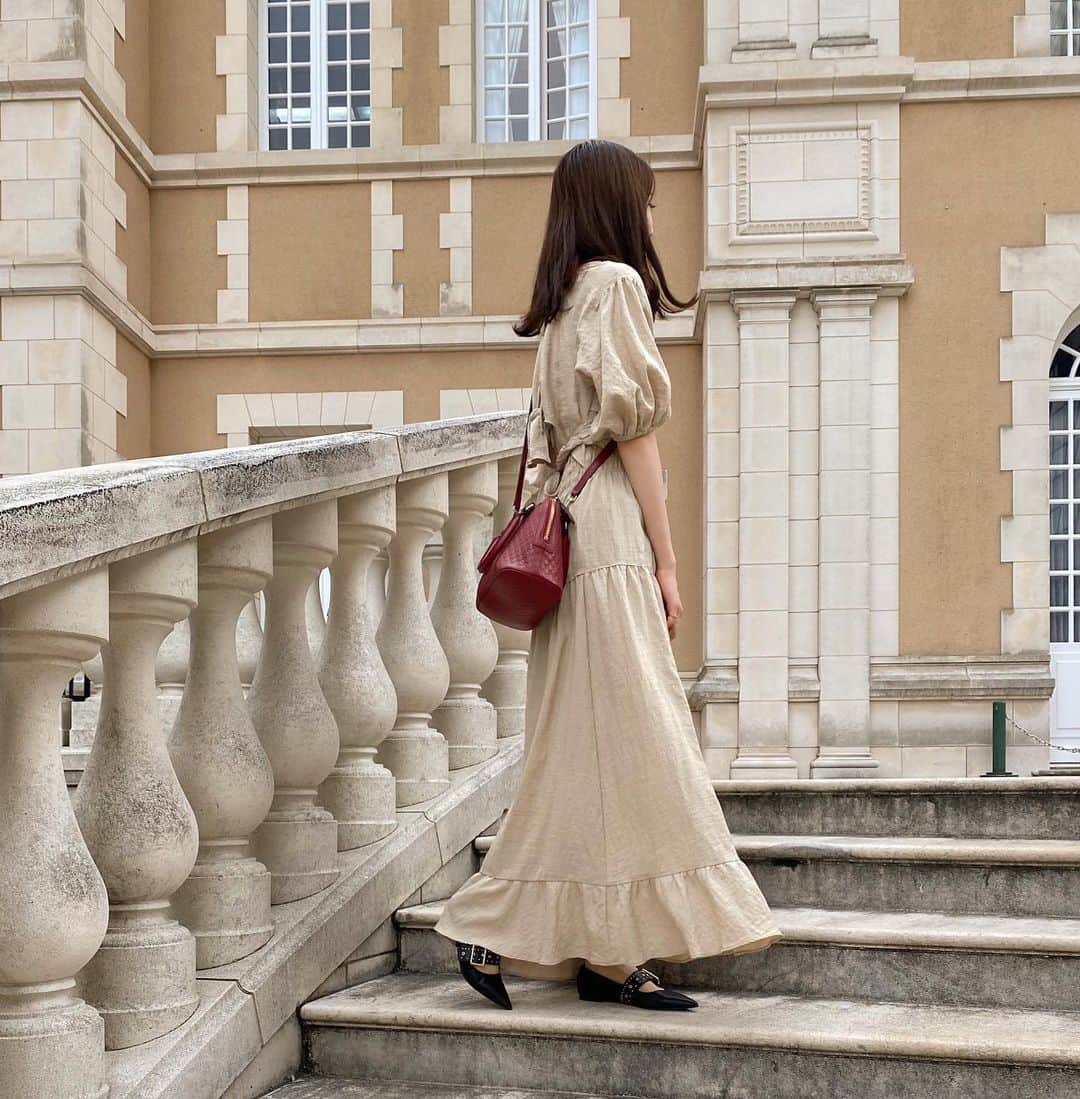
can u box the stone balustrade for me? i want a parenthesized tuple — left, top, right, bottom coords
(0, 413, 524, 1099)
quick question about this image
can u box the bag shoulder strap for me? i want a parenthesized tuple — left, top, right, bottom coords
(512, 397, 617, 511)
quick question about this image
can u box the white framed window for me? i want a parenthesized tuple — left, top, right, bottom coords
(1049, 325, 1080, 644)
(476, 0, 596, 143)
(260, 0, 373, 151)
(1051, 0, 1080, 56)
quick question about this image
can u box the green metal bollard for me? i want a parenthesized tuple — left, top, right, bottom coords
(981, 700, 1017, 777)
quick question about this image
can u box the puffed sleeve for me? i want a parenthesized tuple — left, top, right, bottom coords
(577, 270, 672, 445)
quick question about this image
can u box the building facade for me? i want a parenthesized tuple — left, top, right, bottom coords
(2, 0, 1078, 779)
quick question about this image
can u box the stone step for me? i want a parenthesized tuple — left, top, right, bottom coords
(395, 901, 1080, 1011)
(738, 834, 1080, 917)
(263, 1078, 608, 1098)
(473, 833, 1080, 918)
(710, 777, 1080, 840)
(300, 972, 1080, 1099)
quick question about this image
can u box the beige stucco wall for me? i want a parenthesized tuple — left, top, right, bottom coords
(115, 0, 151, 148)
(249, 183, 373, 322)
(900, 0, 1024, 61)
(899, 97, 1077, 655)
(622, 0, 702, 136)
(116, 334, 152, 460)
(395, 179, 451, 318)
(150, 187, 226, 324)
(116, 156, 152, 320)
(473, 169, 701, 319)
(149, 0, 224, 154)
(395, 0, 449, 147)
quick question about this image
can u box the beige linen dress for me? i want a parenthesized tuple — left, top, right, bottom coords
(434, 259, 783, 980)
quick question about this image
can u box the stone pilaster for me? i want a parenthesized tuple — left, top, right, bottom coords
(810, 288, 880, 779)
(730, 290, 800, 779)
(217, 185, 250, 323)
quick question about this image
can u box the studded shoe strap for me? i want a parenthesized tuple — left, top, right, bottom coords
(619, 967, 660, 1003)
(457, 941, 501, 967)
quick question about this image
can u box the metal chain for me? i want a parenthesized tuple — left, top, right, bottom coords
(1002, 710, 1080, 755)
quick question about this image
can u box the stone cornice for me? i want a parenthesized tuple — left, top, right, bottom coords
(6, 53, 1080, 194)
(908, 56, 1080, 102)
(870, 656, 1055, 700)
(699, 56, 916, 109)
(693, 256, 914, 339)
(0, 264, 697, 357)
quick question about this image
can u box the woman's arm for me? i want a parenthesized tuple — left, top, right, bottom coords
(617, 431, 683, 638)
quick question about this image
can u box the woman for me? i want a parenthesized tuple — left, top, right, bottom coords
(433, 139, 783, 1012)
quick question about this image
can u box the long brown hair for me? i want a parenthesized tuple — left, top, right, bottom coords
(514, 139, 697, 338)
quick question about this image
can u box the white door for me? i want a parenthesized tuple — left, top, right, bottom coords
(1049, 391, 1080, 763)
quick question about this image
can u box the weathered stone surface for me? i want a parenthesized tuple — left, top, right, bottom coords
(378, 414, 523, 478)
(0, 416, 522, 598)
(714, 777, 1080, 838)
(302, 973, 1080, 1098)
(0, 461, 205, 596)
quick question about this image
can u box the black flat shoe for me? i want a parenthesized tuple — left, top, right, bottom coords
(577, 963, 697, 1011)
(456, 942, 512, 1010)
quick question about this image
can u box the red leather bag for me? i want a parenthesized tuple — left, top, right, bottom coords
(476, 404, 615, 631)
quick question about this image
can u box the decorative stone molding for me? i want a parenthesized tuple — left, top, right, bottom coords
(216, 0, 259, 152)
(1015, 0, 1051, 58)
(439, 0, 473, 143)
(998, 213, 1080, 655)
(596, 0, 630, 137)
(440, 177, 473, 316)
(732, 122, 873, 243)
(216, 389, 404, 448)
(371, 180, 405, 318)
(371, 0, 404, 148)
(217, 184, 250, 323)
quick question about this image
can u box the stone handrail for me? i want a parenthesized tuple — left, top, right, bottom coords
(0, 412, 526, 1099)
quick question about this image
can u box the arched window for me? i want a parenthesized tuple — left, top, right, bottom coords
(1048, 322, 1080, 642)
(1051, 322, 1080, 378)
(262, 0, 372, 150)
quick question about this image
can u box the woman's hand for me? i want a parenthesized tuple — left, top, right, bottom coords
(655, 563, 682, 640)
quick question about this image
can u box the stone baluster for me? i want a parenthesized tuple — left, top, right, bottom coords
(156, 617, 189, 732)
(236, 596, 263, 689)
(305, 575, 327, 662)
(318, 486, 398, 850)
(376, 473, 451, 805)
(74, 543, 200, 1049)
(168, 520, 276, 969)
(432, 462, 500, 768)
(0, 570, 110, 1099)
(369, 547, 389, 619)
(249, 502, 341, 902)
(481, 456, 531, 740)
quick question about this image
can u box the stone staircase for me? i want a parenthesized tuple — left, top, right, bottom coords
(265, 778, 1080, 1098)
